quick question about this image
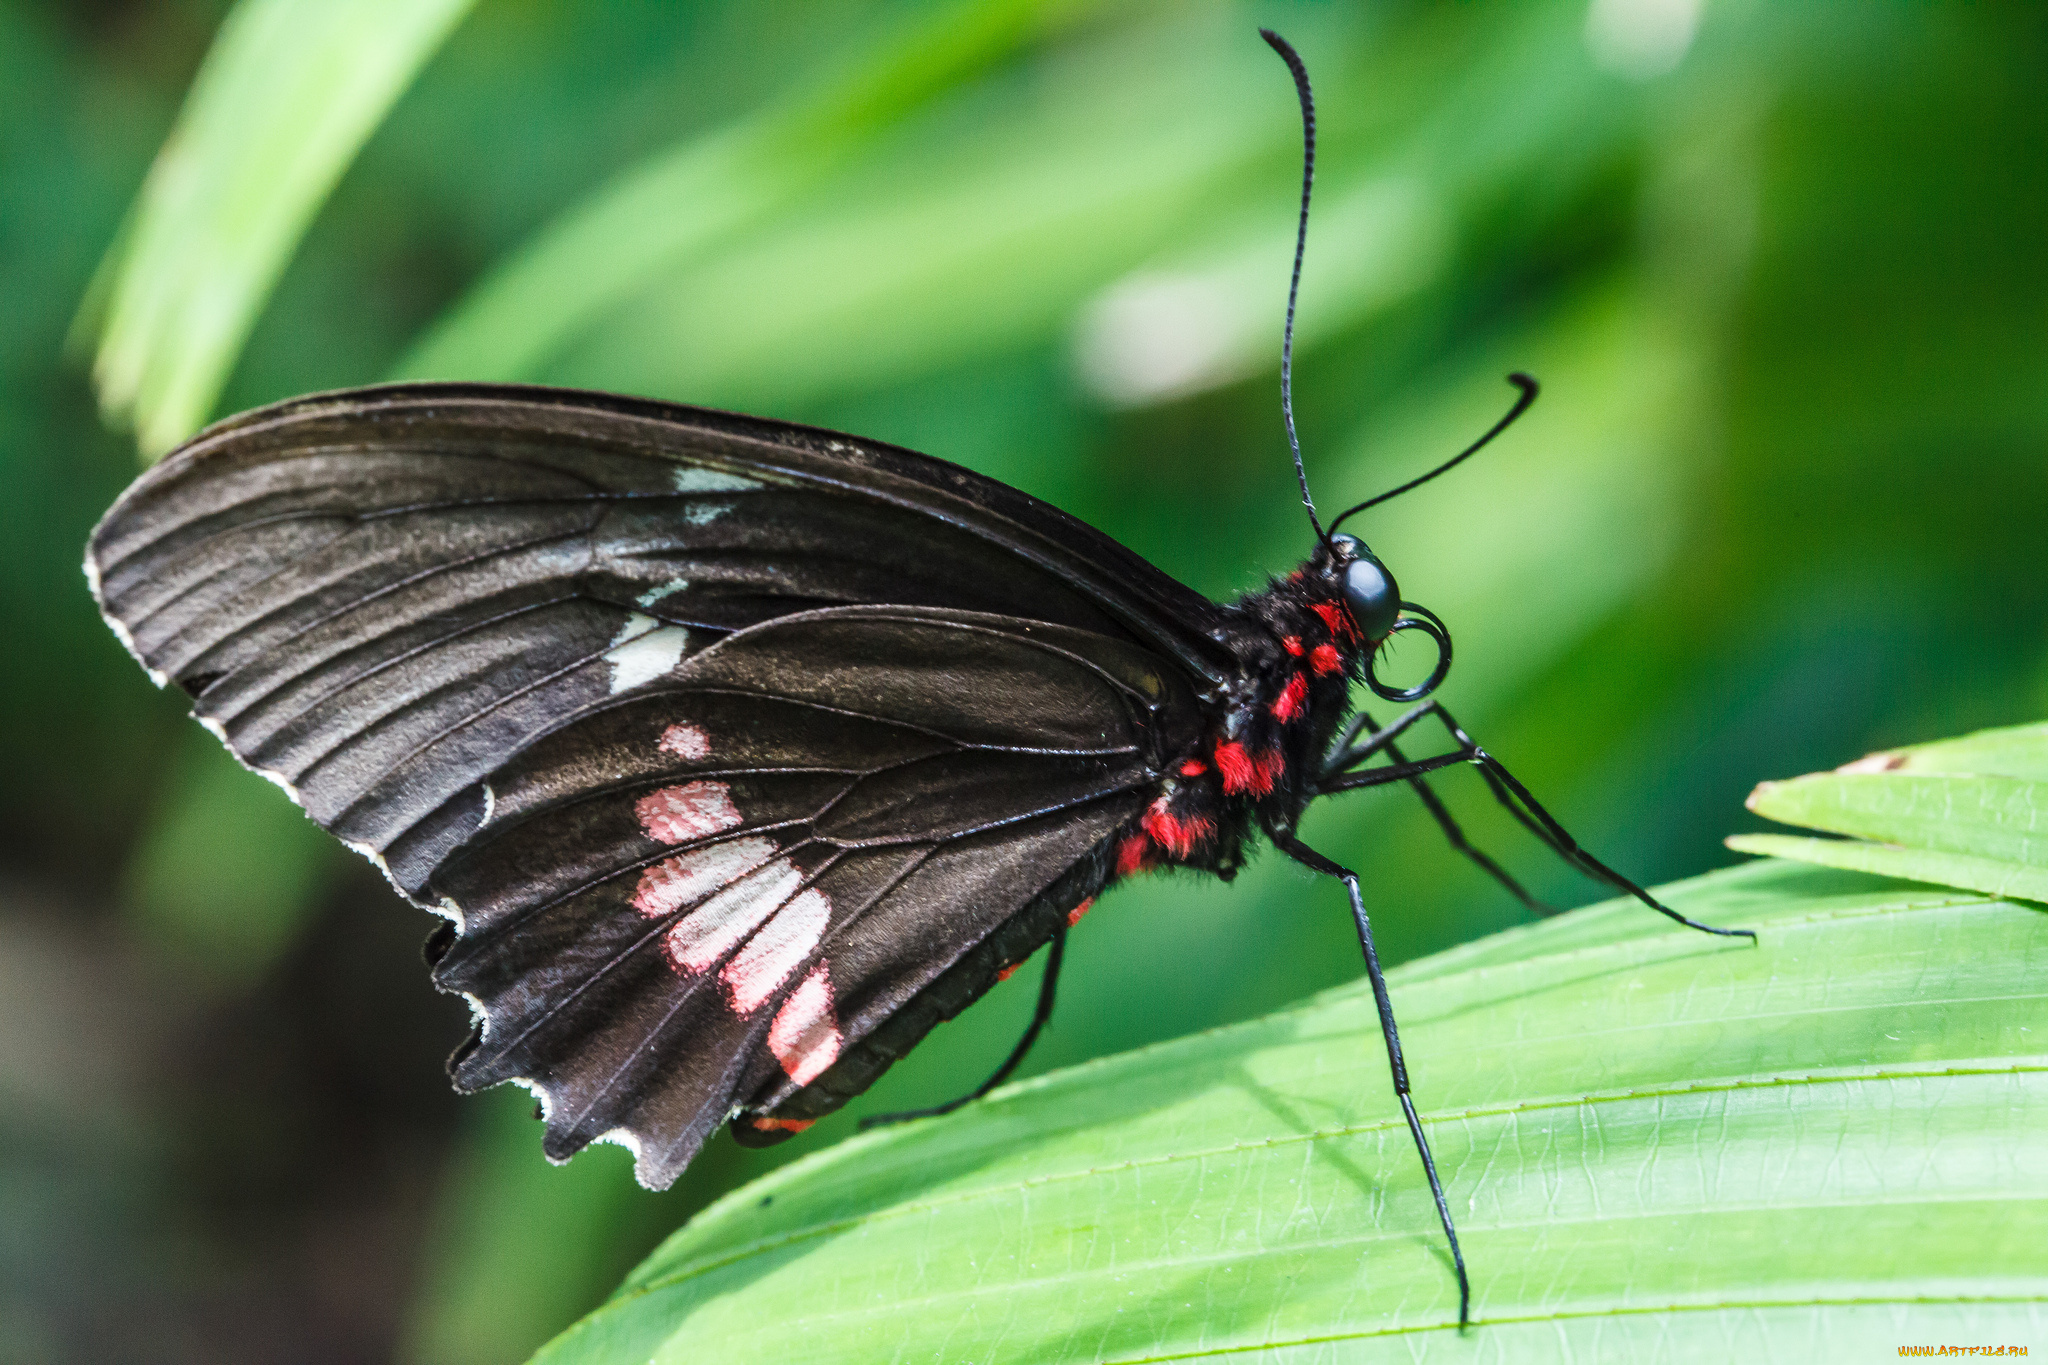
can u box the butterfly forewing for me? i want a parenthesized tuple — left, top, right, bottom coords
(89, 385, 1215, 1186)
(91, 386, 1240, 893)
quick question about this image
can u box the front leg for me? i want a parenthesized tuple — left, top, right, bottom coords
(1320, 700, 1755, 943)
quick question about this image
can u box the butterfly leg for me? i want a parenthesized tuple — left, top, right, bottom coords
(860, 924, 1068, 1129)
(1272, 831, 1472, 1332)
(1330, 707, 1552, 916)
(1323, 703, 1754, 942)
(1422, 702, 1754, 941)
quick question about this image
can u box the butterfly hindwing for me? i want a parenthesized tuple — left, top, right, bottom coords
(430, 607, 1184, 1185)
(88, 386, 1221, 1187)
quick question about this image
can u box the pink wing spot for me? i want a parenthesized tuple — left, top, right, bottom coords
(665, 858, 803, 972)
(1310, 643, 1343, 676)
(1066, 896, 1096, 927)
(635, 780, 740, 844)
(721, 888, 832, 1013)
(632, 836, 776, 918)
(769, 963, 841, 1086)
(659, 723, 711, 761)
(1270, 672, 1309, 723)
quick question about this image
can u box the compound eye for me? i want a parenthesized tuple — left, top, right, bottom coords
(1342, 554, 1402, 641)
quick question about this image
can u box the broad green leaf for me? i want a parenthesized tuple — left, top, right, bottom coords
(533, 860, 2048, 1361)
(1837, 719, 2048, 782)
(83, 0, 475, 458)
(1724, 832, 2048, 903)
(1728, 719, 2048, 903)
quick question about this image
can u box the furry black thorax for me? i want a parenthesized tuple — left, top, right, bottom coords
(1110, 538, 1371, 886)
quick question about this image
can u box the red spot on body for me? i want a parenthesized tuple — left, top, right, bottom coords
(1115, 835, 1154, 878)
(1215, 742, 1254, 794)
(1179, 759, 1208, 777)
(1310, 601, 1358, 640)
(749, 1116, 814, 1134)
(1067, 896, 1095, 927)
(1310, 643, 1343, 676)
(996, 962, 1019, 983)
(1281, 635, 1304, 657)
(1142, 798, 1216, 858)
(1215, 742, 1285, 797)
(1271, 672, 1308, 723)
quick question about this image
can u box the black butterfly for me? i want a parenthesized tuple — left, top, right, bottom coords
(85, 32, 1747, 1330)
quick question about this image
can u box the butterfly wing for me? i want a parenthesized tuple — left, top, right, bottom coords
(88, 383, 1220, 1186)
(88, 383, 1241, 898)
(432, 605, 1186, 1184)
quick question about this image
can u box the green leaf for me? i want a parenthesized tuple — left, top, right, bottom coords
(83, 0, 475, 458)
(1729, 719, 2048, 903)
(531, 860, 2048, 1361)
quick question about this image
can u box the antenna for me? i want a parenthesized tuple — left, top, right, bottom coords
(1326, 373, 1540, 534)
(1261, 28, 1328, 548)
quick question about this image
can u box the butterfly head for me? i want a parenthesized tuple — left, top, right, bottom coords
(1311, 532, 1453, 703)
(1325, 533, 1401, 642)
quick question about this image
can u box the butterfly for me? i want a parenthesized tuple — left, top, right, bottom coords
(84, 31, 1747, 1331)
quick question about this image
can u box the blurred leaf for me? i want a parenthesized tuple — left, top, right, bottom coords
(1728, 720, 2048, 903)
(531, 860, 2045, 1360)
(401, 1087, 647, 1365)
(393, 0, 1105, 388)
(1076, 2, 1639, 406)
(123, 727, 339, 989)
(81, 0, 475, 457)
(417, 3, 1661, 419)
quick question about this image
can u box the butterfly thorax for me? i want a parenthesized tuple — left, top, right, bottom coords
(1112, 540, 1367, 883)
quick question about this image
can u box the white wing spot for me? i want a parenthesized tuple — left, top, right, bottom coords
(664, 858, 803, 973)
(605, 612, 688, 693)
(769, 964, 841, 1086)
(659, 723, 711, 761)
(722, 888, 831, 1013)
(673, 467, 762, 493)
(632, 836, 777, 918)
(682, 502, 732, 527)
(636, 577, 690, 608)
(634, 780, 740, 844)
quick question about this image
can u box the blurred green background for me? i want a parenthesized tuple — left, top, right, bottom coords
(5, 1, 2045, 1360)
